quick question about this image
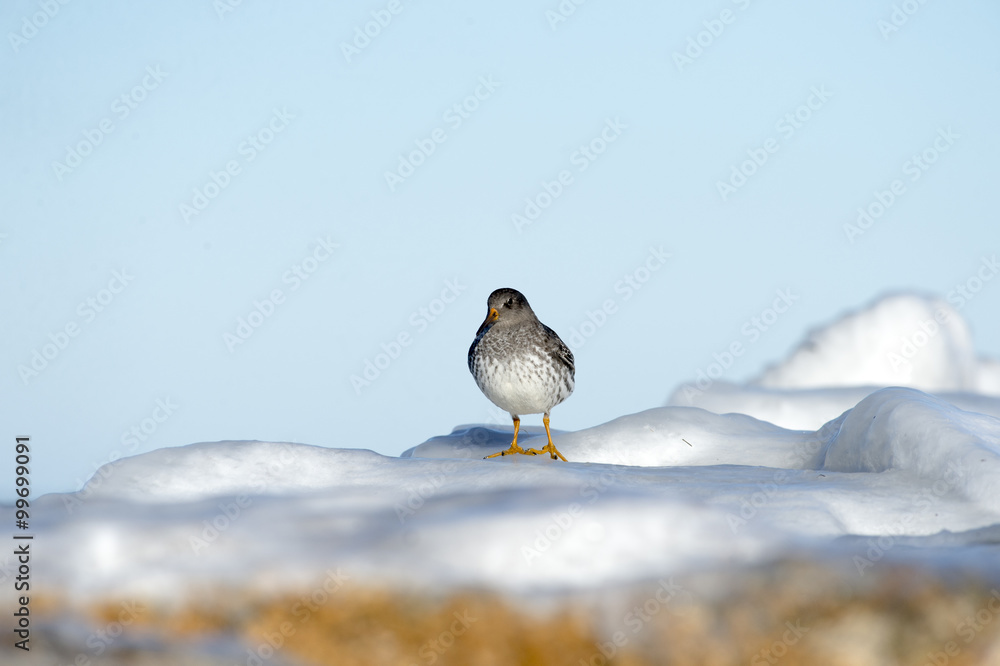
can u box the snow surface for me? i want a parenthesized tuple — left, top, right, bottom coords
(17, 388, 1000, 605)
(670, 293, 1000, 429)
(754, 293, 988, 392)
(13, 292, 1000, 606)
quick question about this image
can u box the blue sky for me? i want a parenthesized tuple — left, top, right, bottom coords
(3, 0, 999, 499)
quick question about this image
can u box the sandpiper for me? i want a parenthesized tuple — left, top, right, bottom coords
(467, 288, 574, 461)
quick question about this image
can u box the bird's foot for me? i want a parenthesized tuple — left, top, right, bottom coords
(524, 443, 568, 462)
(483, 442, 532, 459)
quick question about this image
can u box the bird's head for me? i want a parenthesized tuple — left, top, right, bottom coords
(477, 288, 534, 336)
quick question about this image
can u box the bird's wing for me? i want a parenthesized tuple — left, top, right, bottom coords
(542, 324, 575, 377)
(467, 338, 480, 374)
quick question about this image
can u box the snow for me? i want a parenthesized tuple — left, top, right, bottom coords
(670, 293, 1000, 429)
(13, 291, 1000, 608)
(754, 293, 984, 392)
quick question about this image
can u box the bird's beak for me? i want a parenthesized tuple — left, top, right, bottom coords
(476, 307, 499, 336)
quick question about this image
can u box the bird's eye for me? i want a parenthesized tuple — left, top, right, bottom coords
(505, 298, 513, 308)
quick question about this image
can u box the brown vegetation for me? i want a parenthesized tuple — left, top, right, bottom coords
(16, 560, 1000, 665)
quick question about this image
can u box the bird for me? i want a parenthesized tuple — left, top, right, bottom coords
(468, 288, 574, 461)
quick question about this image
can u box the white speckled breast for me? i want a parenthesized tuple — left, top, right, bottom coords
(469, 322, 574, 417)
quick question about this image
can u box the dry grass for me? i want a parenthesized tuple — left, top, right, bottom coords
(21, 560, 1000, 665)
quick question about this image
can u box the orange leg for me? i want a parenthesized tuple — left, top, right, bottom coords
(484, 416, 532, 458)
(525, 414, 568, 461)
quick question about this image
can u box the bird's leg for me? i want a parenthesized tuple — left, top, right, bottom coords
(525, 414, 568, 461)
(484, 416, 531, 458)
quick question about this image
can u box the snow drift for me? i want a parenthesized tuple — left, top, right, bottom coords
(11, 291, 1000, 609)
(670, 293, 1000, 428)
(755, 293, 984, 391)
(19, 387, 1000, 605)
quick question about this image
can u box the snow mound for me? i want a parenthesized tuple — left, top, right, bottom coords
(411, 388, 1000, 512)
(817, 388, 1000, 505)
(75, 389, 1000, 514)
(669, 292, 1000, 428)
(79, 441, 396, 503)
(19, 384, 1000, 604)
(670, 382, 1000, 431)
(405, 408, 818, 469)
(754, 293, 983, 391)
